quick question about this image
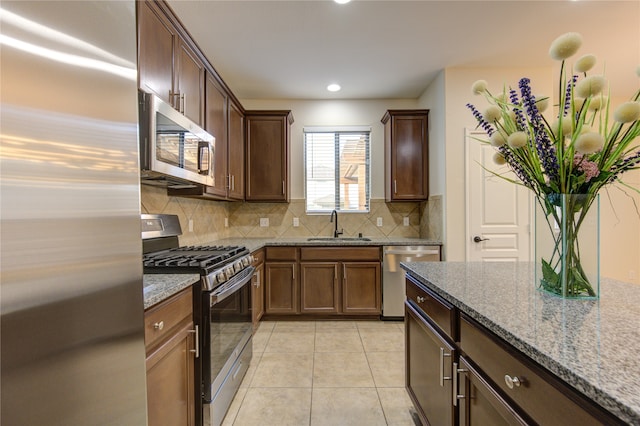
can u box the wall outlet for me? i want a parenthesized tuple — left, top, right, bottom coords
(403, 217, 410, 226)
(188, 219, 194, 232)
(260, 218, 269, 227)
(293, 217, 299, 227)
(376, 217, 383, 227)
(224, 217, 229, 228)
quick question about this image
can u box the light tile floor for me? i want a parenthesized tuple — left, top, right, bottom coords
(221, 320, 420, 426)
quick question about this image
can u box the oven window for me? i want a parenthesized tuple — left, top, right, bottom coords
(208, 280, 252, 383)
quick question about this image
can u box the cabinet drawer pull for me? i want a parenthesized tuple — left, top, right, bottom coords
(504, 374, 523, 389)
(394, 179, 397, 194)
(153, 321, 164, 330)
(453, 362, 468, 406)
(416, 296, 425, 303)
(189, 325, 199, 358)
(440, 347, 451, 386)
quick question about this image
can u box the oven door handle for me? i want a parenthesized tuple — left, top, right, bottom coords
(209, 266, 255, 306)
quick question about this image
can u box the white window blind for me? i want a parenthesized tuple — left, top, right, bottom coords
(304, 128, 370, 213)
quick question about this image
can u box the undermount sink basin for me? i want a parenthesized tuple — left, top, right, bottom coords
(307, 237, 372, 242)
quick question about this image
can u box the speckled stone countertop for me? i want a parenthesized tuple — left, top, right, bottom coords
(209, 237, 442, 253)
(400, 261, 640, 424)
(143, 274, 200, 309)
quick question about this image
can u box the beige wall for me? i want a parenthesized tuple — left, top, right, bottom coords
(141, 184, 422, 241)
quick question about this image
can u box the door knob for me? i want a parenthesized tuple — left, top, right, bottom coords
(473, 236, 489, 243)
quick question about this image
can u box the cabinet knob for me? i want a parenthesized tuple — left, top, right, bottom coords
(504, 374, 523, 389)
(153, 321, 164, 330)
(416, 296, 425, 303)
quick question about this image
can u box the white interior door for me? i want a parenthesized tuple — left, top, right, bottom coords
(465, 129, 531, 262)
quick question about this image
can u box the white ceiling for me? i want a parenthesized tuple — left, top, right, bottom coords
(166, 0, 640, 100)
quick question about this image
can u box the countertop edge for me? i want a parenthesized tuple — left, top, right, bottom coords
(143, 274, 200, 310)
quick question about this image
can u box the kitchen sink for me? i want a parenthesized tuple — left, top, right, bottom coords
(307, 237, 372, 241)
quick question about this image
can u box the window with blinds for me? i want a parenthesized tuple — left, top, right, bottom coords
(304, 127, 370, 213)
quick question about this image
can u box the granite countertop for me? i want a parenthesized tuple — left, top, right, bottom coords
(209, 237, 442, 253)
(400, 261, 640, 424)
(143, 273, 200, 310)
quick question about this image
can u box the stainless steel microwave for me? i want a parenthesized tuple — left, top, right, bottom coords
(138, 91, 215, 187)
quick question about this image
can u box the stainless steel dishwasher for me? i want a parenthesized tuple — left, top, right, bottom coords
(382, 245, 441, 319)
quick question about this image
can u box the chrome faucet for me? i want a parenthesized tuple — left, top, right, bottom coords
(330, 210, 343, 238)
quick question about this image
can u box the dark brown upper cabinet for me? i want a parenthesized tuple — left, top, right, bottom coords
(245, 111, 294, 202)
(137, 0, 204, 126)
(382, 110, 429, 201)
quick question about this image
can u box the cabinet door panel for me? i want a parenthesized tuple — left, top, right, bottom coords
(252, 262, 264, 328)
(138, 1, 175, 104)
(383, 110, 429, 201)
(246, 117, 284, 200)
(204, 73, 228, 197)
(265, 262, 298, 314)
(405, 301, 455, 426)
(342, 262, 380, 314)
(146, 321, 195, 426)
(176, 39, 204, 125)
(300, 263, 339, 313)
(228, 101, 245, 199)
(393, 116, 427, 199)
(245, 112, 291, 202)
(458, 357, 529, 426)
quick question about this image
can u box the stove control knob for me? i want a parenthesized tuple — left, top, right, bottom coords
(216, 272, 227, 283)
(242, 257, 251, 267)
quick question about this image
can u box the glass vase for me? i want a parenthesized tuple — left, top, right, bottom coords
(534, 193, 600, 299)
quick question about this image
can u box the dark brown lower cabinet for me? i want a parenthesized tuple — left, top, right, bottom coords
(456, 357, 529, 426)
(146, 321, 195, 426)
(342, 262, 380, 314)
(263, 246, 381, 318)
(264, 262, 298, 314)
(145, 287, 196, 426)
(405, 301, 456, 426)
(300, 262, 340, 313)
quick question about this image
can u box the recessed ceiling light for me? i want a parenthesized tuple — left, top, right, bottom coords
(327, 83, 341, 92)
(334, 0, 351, 4)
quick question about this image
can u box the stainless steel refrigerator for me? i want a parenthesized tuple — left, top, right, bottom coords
(1, 2, 148, 424)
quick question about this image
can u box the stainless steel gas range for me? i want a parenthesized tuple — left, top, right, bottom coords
(142, 214, 254, 426)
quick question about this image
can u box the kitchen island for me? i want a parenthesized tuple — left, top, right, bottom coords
(401, 261, 640, 424)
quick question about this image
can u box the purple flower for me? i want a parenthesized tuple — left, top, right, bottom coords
(613, 151, 640, 175)
(563, 75, 578, 117)
(499, 146, 536, 190)
(466, 103, 494, 136)
(509, 89, 528, 131)
(520, 78, 559, 181)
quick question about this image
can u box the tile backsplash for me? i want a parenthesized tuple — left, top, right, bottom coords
(141, 185, 442, 245)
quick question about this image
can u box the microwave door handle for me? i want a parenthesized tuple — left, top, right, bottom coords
(208, 142, 214, 177)
(198, 141, 211, 175)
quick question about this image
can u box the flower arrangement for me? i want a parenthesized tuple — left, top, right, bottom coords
(467, 32, 640, 298)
